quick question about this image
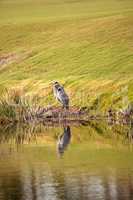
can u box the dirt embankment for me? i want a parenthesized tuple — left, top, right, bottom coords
(0, 53, 19, 66)
(0, 51, 34, 69)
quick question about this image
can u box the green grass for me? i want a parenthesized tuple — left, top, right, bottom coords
(0, 0, 133, 111)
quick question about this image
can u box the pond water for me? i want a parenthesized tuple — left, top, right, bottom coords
(0, 121, 133, 200)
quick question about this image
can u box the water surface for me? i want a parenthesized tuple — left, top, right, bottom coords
(0, 121, 133, 200)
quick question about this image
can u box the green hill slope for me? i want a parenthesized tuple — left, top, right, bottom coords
(0, 0, 133, 111)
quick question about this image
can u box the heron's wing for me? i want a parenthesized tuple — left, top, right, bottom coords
(57, 92, 69, 105)
(62, 93, 69, 105)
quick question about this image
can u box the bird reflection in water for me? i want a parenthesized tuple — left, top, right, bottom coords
(57, 126, 71, 157)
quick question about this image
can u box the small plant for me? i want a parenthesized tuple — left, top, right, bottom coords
(0, 89, 43, 123)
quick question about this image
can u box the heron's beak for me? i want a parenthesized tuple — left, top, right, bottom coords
(50, 81, 55, 85)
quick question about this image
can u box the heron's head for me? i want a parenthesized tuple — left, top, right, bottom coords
(52, 81, 59, 85)
(54, 81, 59, 85)
(52, 81, 61, 89)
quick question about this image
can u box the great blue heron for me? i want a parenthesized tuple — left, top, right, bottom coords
(57, 126, 71, 156)
(53, 81, 69, 109)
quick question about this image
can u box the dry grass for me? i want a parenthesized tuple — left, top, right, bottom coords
(0, 0, 133, 111)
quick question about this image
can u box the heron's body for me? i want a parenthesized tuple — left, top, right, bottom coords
(53, 82, 69, 109)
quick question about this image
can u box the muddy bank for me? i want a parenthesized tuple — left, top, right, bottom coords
(0, 106, 88, 125)
(0, 104, 133, 126)
(20, 106, 90, 123)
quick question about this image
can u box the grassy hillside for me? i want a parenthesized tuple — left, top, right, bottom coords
(0, 0, 133, 111)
